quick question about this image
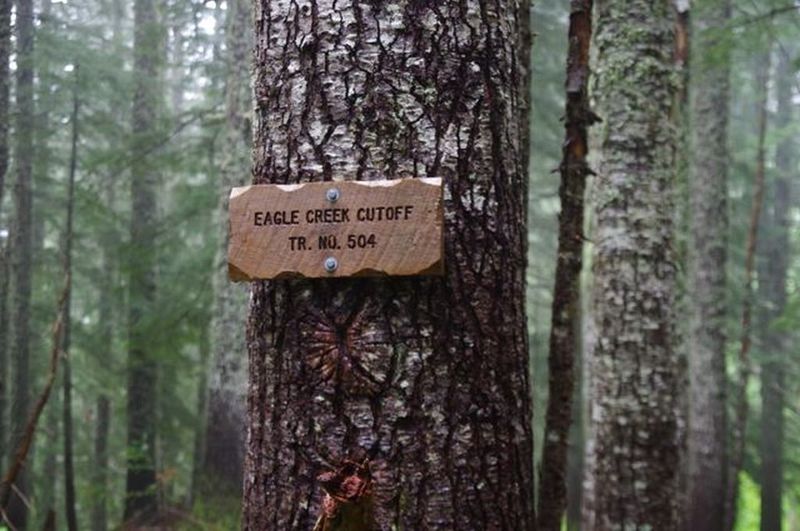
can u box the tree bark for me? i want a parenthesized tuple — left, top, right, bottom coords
(724, 49, 771, 531)
(62, 65, 80, 531)
(8, 0, 36, 526)
(201, 0, 251, 497)
(582, 1, 681, 529)
(537, 2, 595, 529)
(0, 0, 12, 473)
(125, 0, 162, 521)
(686, 2, 731, 530)
(758, 48, 793, 531)
(244, 1, 535, 529)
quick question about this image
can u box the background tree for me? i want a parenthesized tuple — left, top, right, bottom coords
(8, 0, 36, 526)
(125, 0, 163, 520)
(201, 0, 251, 501)
(243, 0, 536, 529)
(582, 0, 681, 528)
(757, 46, 794, 531)
(537, 1, 595, 529)
(0, 0, 11, 474)
(686, 1, 731, 529)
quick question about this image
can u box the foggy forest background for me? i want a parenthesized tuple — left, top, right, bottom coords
(0, 0, 798, 529)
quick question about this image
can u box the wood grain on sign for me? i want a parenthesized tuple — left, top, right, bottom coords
(228, 178, 444, 280)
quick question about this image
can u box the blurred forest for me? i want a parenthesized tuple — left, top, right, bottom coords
(0, 0, 796, 529)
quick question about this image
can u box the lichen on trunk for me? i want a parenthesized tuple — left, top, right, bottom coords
(244, 1, 535, 529)
(582, 1, 681, 529)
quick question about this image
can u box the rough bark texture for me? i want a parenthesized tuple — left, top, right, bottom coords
(582, 1, 680, 529)
(724, 50, 771, 531)
(125, 0, 162, 521)
(758, 49, 792, 531)
(686, 2, 730, 530)
(202, 0, 251, 496)
(537, 1, 595, 529)
(8, 0, 35, 526)
(244, 1, 535, 529)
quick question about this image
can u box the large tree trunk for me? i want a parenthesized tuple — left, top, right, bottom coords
(8, 0, 36, 526)
(582, 1, 680, 529)
(201, 0, 251, 497)
(243, 1, 535, 529)
(125, 0, 162, 521)
(537, 2, 595, 529)
(686, 2, 730, 530)
(758, 48, 793, 531)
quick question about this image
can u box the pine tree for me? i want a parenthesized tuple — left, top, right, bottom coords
(125, 0, 163, 521)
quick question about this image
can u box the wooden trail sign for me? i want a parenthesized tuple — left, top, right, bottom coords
(228, 178, 444, 280)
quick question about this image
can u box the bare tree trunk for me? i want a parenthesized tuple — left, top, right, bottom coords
(758, 47, 793, 531)
(0, 0, 8, 215)
(91, 395, 111, 531)
(724, 49, 771, 531)
(93, 4, 122, 527)
(243, 1, 535, 529)
(582, 1, 681, 529)
(537, 2, 596, 529)
(201, 0, 251, 498)
(8, 0, 36, 525)
(125, 0, 163, 521)
(686, 2, 731, 530)
(0, 0, 12, 472)
(61, 65, 80, 531)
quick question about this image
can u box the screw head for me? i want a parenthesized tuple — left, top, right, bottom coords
(326, 187, 340, 203)
(324, 257, 338, 273)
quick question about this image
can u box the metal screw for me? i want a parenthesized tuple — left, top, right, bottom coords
(324, 257, 338, 273)
(326, 187, 340, 203)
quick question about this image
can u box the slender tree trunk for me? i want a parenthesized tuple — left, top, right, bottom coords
(61, 66, 80, 531)
(582, 1, 680, 529)
(724, 49, 771, 531)
(0, 0, 8, 215)
(8, 0, 36, 526)
(91, 395, 111, 531)
(0, 0, 12, 472)
(244, 1, 535, 529)
(758, 48, 793, 531)
(201, 0, 251, 498)
(94, 4, 122, 527)
(125, 0, 162, 521)
(686, 2, 731, 530)
(538, 2, 595, 529)
(672, 5, 691, 527)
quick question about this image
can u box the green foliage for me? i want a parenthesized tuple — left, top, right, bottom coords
(735, 472, 761, 531)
